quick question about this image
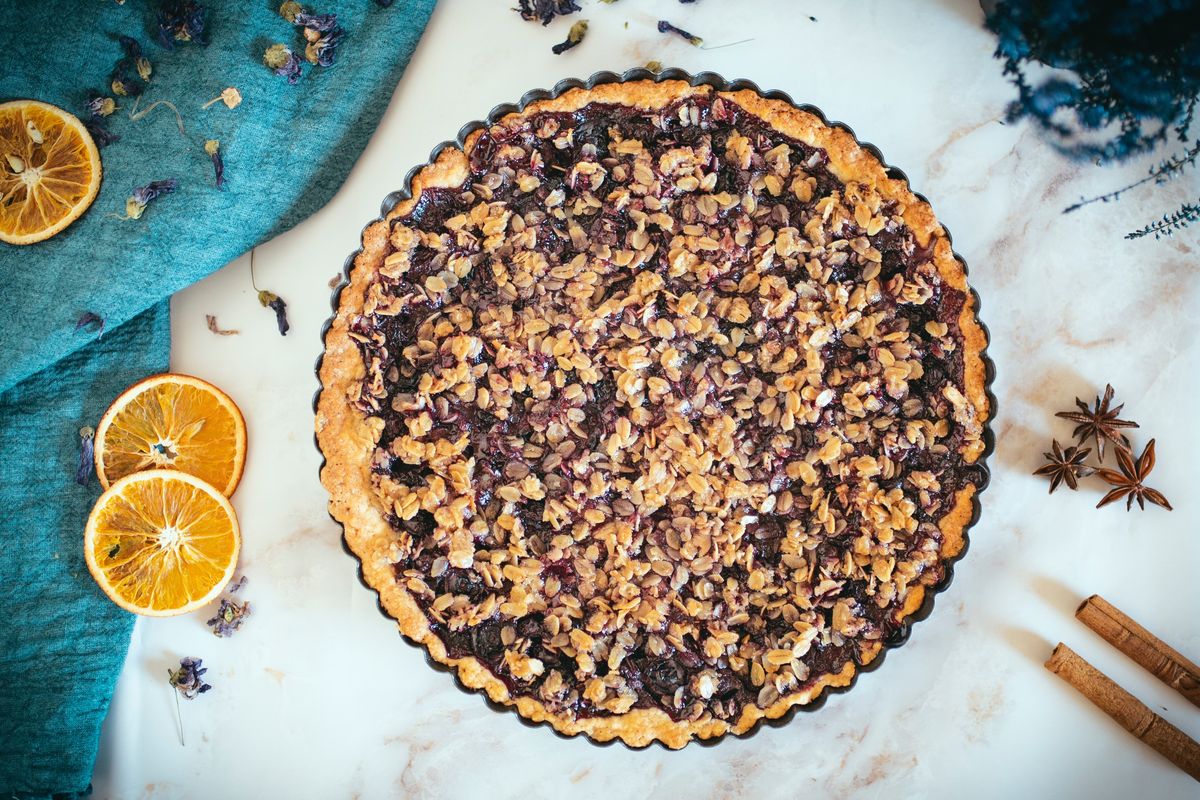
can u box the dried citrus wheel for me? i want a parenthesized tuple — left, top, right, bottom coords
(95, 373, 247, 497)
(0, 99, 102, 245)
(84, 469, 241, 616)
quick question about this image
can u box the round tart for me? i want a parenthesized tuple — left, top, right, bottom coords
(317, 78, 991, 748)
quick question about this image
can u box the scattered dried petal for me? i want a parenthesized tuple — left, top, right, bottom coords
(168, 657, 212, 698)
(517, 0, 581, 25)
(84, 116, 120, 147)
(294, 11, 339, 32)
(258, 290, 290, 335)
(645, 60, 663, 72)
(75, 312, 105, 335)
(658, 20, 703, 46)
(204, 139, 224, 188)
(304, 26, 345, 67)
(205, 314, 239, 335)
(76, 426, 95, 486)
(157, 0, 209, 50)
(123, 179, 179, 220)
(552, 20, 588, 54)
(206, 595, 251, 637)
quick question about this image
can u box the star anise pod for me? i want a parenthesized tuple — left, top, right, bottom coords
(1096, 439, 1172, 511)
(1055, 384, 1139, 462)
(1033, 439, 1096, 493)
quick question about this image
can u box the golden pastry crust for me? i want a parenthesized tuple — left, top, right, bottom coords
(317, 80, 990, 749)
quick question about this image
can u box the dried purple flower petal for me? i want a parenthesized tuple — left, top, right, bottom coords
(657, 20, 703, 46)
(84, 117, 120, 147)
(258, 290, 290, 335)
(118, 35, 142, 59)
(207, 595, 251, 637)
(76, 426, 95, 486)
(156, 1, 209, 50)
(124, 179, 179, 219)
(517, 0, 581, 25)
(75, 311, 105, 335)
(264, 44, 302, 83)
(168, 657, 211, 699)
(304, 26, 345, 67)
(294, 11, 339, 32)
(375, 0, 394, 6)
(228, 575, 247, 593)
(551, 20, 588, 54)
(110, 36, 150, 97)
(204, 139, 224, 188)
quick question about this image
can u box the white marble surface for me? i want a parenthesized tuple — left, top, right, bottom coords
(91, 1, 1200, 797)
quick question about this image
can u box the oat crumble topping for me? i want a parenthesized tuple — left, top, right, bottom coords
(345, 94, 985, 724)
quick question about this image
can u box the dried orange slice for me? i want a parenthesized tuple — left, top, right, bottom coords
(0, 99, 102, 245)
(84, 469, 240, 616)
(95, 373, 247, 497)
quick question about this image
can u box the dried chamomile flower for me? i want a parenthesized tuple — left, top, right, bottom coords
(202, 87, 242, 110)
(264, 44, 302, 83)
(86, 95, 117, 118)
(279, 0, 303, 22)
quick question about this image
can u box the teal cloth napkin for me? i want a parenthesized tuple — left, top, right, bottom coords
(0, 1, 436, 795)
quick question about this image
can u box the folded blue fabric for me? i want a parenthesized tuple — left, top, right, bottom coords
(0, 1, 435, 795)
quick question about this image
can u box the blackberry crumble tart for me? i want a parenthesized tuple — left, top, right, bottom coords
(317, 80, 990, 748)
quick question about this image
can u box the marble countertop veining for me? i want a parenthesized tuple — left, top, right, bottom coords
(91, 1, 1200, 798)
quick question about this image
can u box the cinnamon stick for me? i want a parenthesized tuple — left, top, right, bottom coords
(1077, 595, 1200, 709)
(1045, 643, 1200, 782)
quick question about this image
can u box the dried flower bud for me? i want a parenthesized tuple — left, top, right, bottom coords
(657, 20, 703, 46)
(551, 20, 588, 54)
(86, 96, 117, 118)
(258, 290, 290, 335)
(278, 0, 303, 22)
